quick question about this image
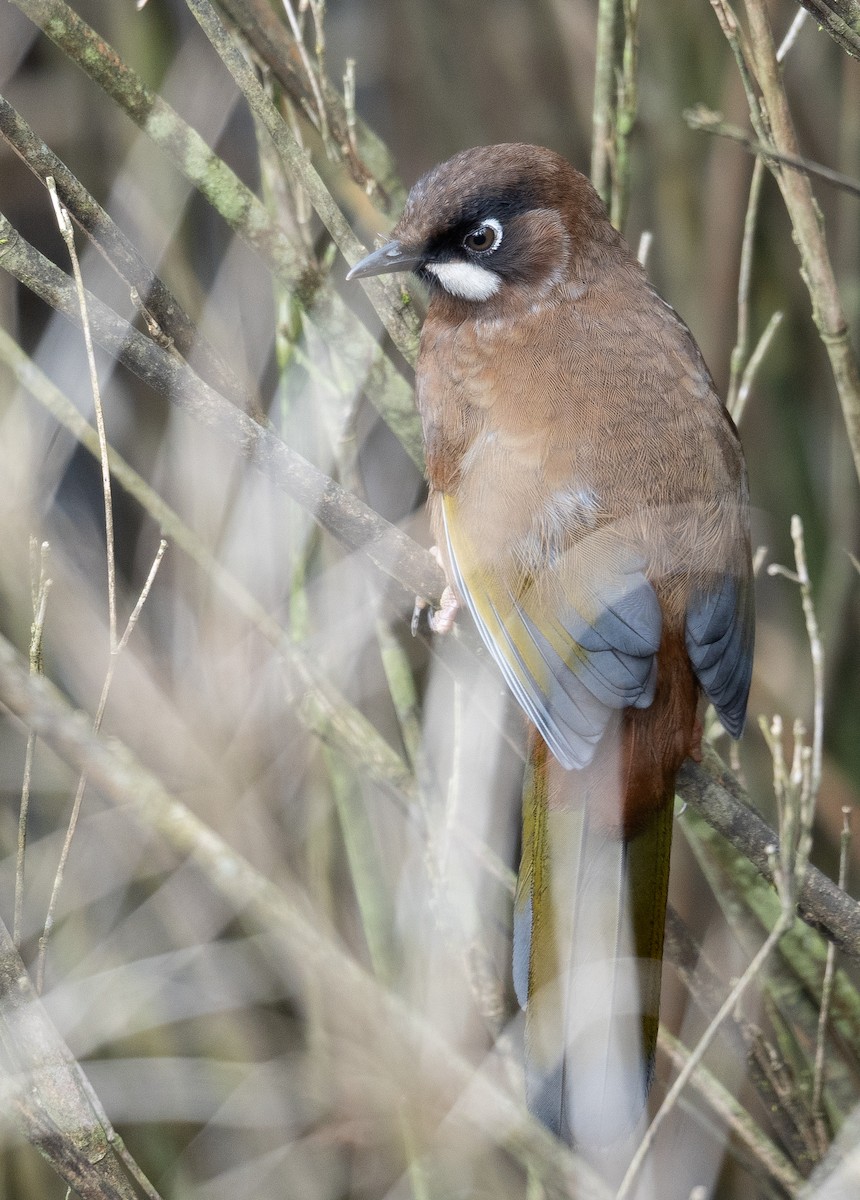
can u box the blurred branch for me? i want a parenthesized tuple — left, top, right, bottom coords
(9, 0, 424, 464)
(4, 209, 859, 965)
(0, 92, 248, 408)
(792, 0, 860, 60)
(9, 0, 308, 286)
(590, 0, 641, 229)
(0, 325, 422, 809)
(0, 916, 161, 1200)
(665, 907, 822, 1170)
(685, 106, 860, 199)
(0, 632, 613, 1200)
(3, 206, 854, 964)
(213, 0, 404, 208)
(684, 797, 860, 1122)
(591, 0, 619, 206)
(14, 542, 50, 950)
(712, 0, 860, 485)
(0, 212, 440, 601)
(610, 0, 640, 230)
(185, 0, 421, 365)
(622, 707, 820, 1199)
(658, 1028, 805, 1195)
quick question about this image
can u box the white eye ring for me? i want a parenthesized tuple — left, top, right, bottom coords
(463, 218, 503, 254)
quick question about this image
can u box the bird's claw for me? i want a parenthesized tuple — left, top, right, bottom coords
(428, 586, 459, 634)
(411, 596, 427, 637)
(411, 586, 460, 636)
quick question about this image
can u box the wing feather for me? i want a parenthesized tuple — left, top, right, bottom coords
(442, 496, 662, 770)
(685, 573, 754, 739)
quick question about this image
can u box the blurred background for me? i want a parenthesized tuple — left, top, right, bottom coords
(0, 0, 858, 1197)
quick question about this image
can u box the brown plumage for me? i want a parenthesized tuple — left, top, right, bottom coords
(349, 143, 753, 1157)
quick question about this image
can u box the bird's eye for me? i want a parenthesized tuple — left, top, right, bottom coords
(463, 218, 503, 254)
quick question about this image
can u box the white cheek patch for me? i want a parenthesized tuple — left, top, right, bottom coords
(425, 261, 501, 301)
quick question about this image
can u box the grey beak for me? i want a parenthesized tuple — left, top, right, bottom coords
(347, 240, 422, 280)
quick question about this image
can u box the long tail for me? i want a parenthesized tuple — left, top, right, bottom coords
(514, 730, 674, 1153)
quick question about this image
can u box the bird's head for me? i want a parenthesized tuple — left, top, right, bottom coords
(348, 143, 622, 312)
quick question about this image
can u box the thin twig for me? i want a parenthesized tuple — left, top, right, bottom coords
(727, 156, 765, 416)
(776, 6, 809, 61)
(732, 309, 784, 424)
(35, 539, 168, 993)
(709, 0, 762, 125)
(812, 807, 851, 1149)
(685, 107, 860, 200)
(46, 176, 116, 653)
(767, 515, 824, 802)
(618, 903, 795, 1200)
(116, 539, 167, 656)
(658, 1029, 805, 1195)
(14, 539, 51, 947)
(280, 0, 330, 149)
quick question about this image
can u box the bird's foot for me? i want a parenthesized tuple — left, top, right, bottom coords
(411, 585, 460, 636)
(411, 547, 460, 635)
(429, 585, 460, 634)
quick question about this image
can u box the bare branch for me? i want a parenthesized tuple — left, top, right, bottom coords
(0, 915, 162, 1199)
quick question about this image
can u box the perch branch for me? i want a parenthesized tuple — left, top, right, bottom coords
(679, 749, 860, 959)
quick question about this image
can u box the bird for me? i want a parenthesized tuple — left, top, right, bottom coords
(348, 143, 753, 1155)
